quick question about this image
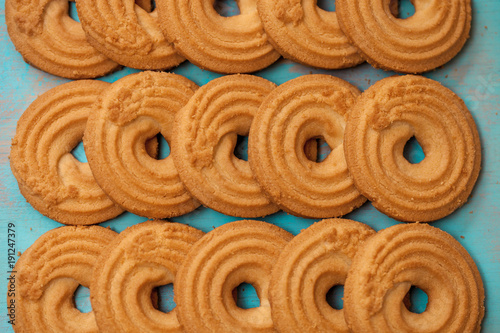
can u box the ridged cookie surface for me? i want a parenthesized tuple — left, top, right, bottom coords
(172, 75, 279, 217)
(91, 221, 204, 333)
(84, 72, 200, 219)
(175, 220, 293, 333)
(270, 218, 375, 333)
(257, 0, 363, 69)
(156, 0, 280, 73)
(336, 0, 472, 73)
(10, 80, 123, 225)
(344, 223, 484, 333)
(9, 226, 117, 333)
(5, 0, 119, 78)
(76, 0, 184, 69)
(343, 75, 481, 222)
(249, 75, 366, 218)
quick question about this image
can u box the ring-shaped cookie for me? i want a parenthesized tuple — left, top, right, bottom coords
(8, 226, 117, 333)
(76, 0, 184, 70)
(270, 218, 375, 333)
(344, 223, 485, 333)
(175, 220, 293, 333)
(172, 75, 279, 217)
(156, 0, 280, 73)
(5, 0, 120, 78)
(10, 80, 124, 225)
(91, 221, 205, 333)
(84, 72, 200, 219)
(249, 75, 366, 218)
(257, 0, 363, 69)
(336, 0, 472, 73)
(343, 75, 481, 222)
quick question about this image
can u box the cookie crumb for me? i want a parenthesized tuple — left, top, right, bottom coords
(469, 211, 473, 214)
(460, 236, 465, 239)
(17, 251, 21, 256)
(485, 25, 488, 29)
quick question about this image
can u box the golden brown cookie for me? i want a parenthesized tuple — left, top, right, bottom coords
(270, 218, 375, 333)
(8, 226, 117, 333)
(156, 0, 280, 73)
(91, 221, 204, 333)
(175, 220, 293, 333)
(171, 75, 279, 217)
(249, 75, 366, 218)
(5, 0, 120, 79)
(257, 0, 363, 69)
(10, 80, 123, 225)
(336, 0, 472, 73)
(343, 75, 481, 222)
(75, 0, 184, 70)
(344, 223, 485, 333)
(84, 72, 200, 219)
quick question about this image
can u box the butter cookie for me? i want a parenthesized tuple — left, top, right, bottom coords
(270, 218, 375, 333)
(336, 0, 472, 73)
(175, 220, 293, 333)
(8, 226, 117, 332)
(344, 223, 484, 333)
(343, 75, 481, 222)
(76, 0, 184, 70)
(84, 72, 200, 219)
(156, 0, 280, 73)
(5, 0, 119, 78)
(257, 0, 363, 69)
(172, 75, 279, 217)
(10, 80, 123, 225)
(249, 75, 366, 218)
(91, 221, 204, 333)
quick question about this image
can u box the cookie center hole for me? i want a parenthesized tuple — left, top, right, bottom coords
(151, 284, 176, 313)
(390, 0, 416, 19)
(234, 135, 249, 161)
(68, 2, 80, 23)
(304, 137, 331, 163)
(403, 136, 425, 164)
(214, 0, 241, 17)
(71, 141, 87, 163)
(73, 285, 92, 313)
(326, 285, 344, 310)
(157, 134, 171, 159)
(232, 283, 260, 309)
(405, 286, 428, 314)
(134, 0, 155, 12)
(317, 0, 336, 12)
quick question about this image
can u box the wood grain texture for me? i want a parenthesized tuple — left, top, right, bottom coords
(0, 0, 499, 331)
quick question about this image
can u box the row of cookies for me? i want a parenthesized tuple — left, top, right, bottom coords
(10, 218, 485, 332)
(6, 0, 471, 77)
(9, 72, 481, 225)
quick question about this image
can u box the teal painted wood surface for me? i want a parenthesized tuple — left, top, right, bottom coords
(0, 0, 499, 331)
